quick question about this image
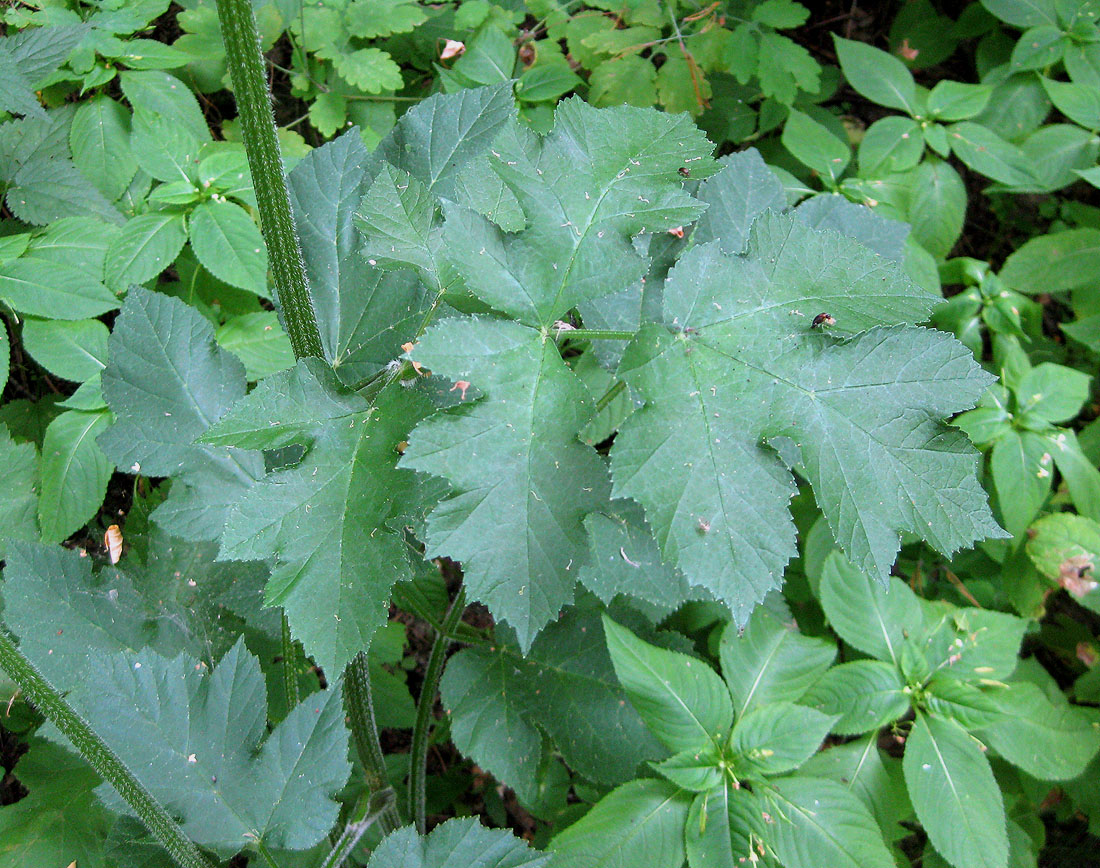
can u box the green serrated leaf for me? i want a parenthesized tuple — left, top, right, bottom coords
(368, 818, 552, 868)
(730, 702, 838, 776)
(782, 108, 850, 184)
(21, 318, 108, 382)
(401, 318, 610, 646)
(441, 609, 665, 789)
(685, 783, 771, 868)
(37, 408, 113, 543)
(801, 660, 910, 735)
(188, 199, 268, 293)
(0, 426, 38, 558)
(99, 287, 263, 541)
(345, 0, 427, 38)
(70, 96, 138, 200)
(333, 47, 403, 93)
(550, 778, 690, 868)
(105, 211, 188, 287)
(610, 222, 999, 622)
(903, 713, 1008, 868)
(834, 36, 917, 113)
(604, 616, 733, 752)
(206, 359, 432, 674)
(1001, 227, 1100, 295)
(215, 311, 294, 381)
(589, 55, 659, 108)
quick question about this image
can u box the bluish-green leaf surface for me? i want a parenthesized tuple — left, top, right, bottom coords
(611, 219, 1002, 621)
(201, 358, 434, 676)
(368, 818, 552, 868)
(98, 287, 264, 541)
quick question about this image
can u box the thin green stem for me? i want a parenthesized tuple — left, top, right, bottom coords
(281, 611, 300, 710)
(0, 629, 216, 868)
(318, 789, 397, 868)
(407, 588, 466, 832)
(594, 379, 627, 413)
(254, 840, 285, 868)
(345, 653, 403, 834)
(215, 0, 323, 359)
(559, 328, 636, 341)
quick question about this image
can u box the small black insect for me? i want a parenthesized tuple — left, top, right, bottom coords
(678, 167, 691, 178)
(811, 312, 836, 328)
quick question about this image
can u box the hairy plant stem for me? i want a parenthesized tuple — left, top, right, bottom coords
(214, 0, 323, 359)
(280, 611, 300, 710)
(0, 630, 216, 868)
(319, 789, 397, 868)
(345, 653, 403, 834)
(408, 588, 467, 832)
(559, 328, 636, 341)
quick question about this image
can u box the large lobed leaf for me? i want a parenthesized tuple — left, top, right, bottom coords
(611, 214, 1003, 621)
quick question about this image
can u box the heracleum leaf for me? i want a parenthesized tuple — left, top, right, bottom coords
(692, 149, 787, 256)
(442, 98, 715, 327)
(204, 358, 433, 674)
(99, 287, 264, 541)
(904, 713, 1008, 868)
(763, 775, 895, 868)
(402, 317, 611, 647)
(440, 609, 665, 789)
(57, 639, 349, 854)
(604, 615, 733, 753)
(611, 225, 1001, 621)
(368, 818, 552, 868)
(718, 604, 836, 717)
(550, 779, 691, 868)
(287, 130, 430, 383)
(37, 408, 113, 543)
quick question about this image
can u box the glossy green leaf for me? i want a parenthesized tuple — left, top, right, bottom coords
(21, 318, 108, 382)
(0, 426, 38, 558)
(948, 122, 1041, 186)
(729, 702, 838, 776)
(903, 713, 1008, 868)
(550, 779, 691, 868)
(105, 211, 188, 287)
(819, 552, 924, 665)
(834, 36, 917, 113)
(991, 430, 1052, 537)
(604, 616, 733, 753)
(1001, 227, 1100, 295)
(802, 660, 910, 735)
(927, 81, 993, 121)
(70, 96, 138, 201)
(685, 783, 772, 868)
(187, 199, 268, 293)
(0, 258, 118, 320)
(215, 311, 294, 381)
(1026, 513, 1100, 610)
(907, 158, 967, 259)
(857, 116, 924, 176)
(718, 604, 836, 717)
(37, 409, 112, 543)
(782, 108, 850, 184)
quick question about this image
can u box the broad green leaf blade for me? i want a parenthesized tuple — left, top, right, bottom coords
(833, 36, 917, 113)
(1026, 512, 1100, 611)
(215, 311, 295, 381)
(37, 409, 113, 543)
(580, 500, 697, 613)
(442, 99, 715, 326)
(187, 199, 268, 293)
(0, 741, 113, 868)
(718, 603, 836, 717)
(729, 702, 839, 776)
(903, 713, 1008, 868)
(692, 149, 787, 255)
(907, 158, 967, 259)
(213, 360, 432, 674)
(441, 610, 665, 788)
(858, 116, 924, 176)
(367, 818, 552, 868)
(764, 775, 895, 868)
(7, 152, 124, 226)
(21, 318, 108, 382)
(99, 287, 263, 541)
(0, 427, 38, 558)
(550, 779, 691, 868)
(0, 258, 119, 320)
(801, 660, 910, 735)
(948, 122, 1041, 187)
(978, 682, 1100, 780)
(119, 70, 211, 144)
(799, 735, 911, 840)
(782, 109, 850, 184)
(61, 640, 349, 853)
(355, 163, 443, 281)
(611, 223, 998, 620)
(287, 131, 430, 383)
(1001, 228, 1100, 296)
(401, 318, 611, 647)
(924, 675, 1002, 730)
(685, 783, 773, 868)
(819, 552, 924, 665)
(70, 96, 138, 201)
(921, 607, 1028, 681)
(372, 82, 517, 199)
(104, 211, 188, 287)
(651, 744, 725, 792)
(794, 193, 908, 261)
(604, 616, 734, 753)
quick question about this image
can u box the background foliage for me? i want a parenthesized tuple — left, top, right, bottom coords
(2, 1, 1100, 867)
